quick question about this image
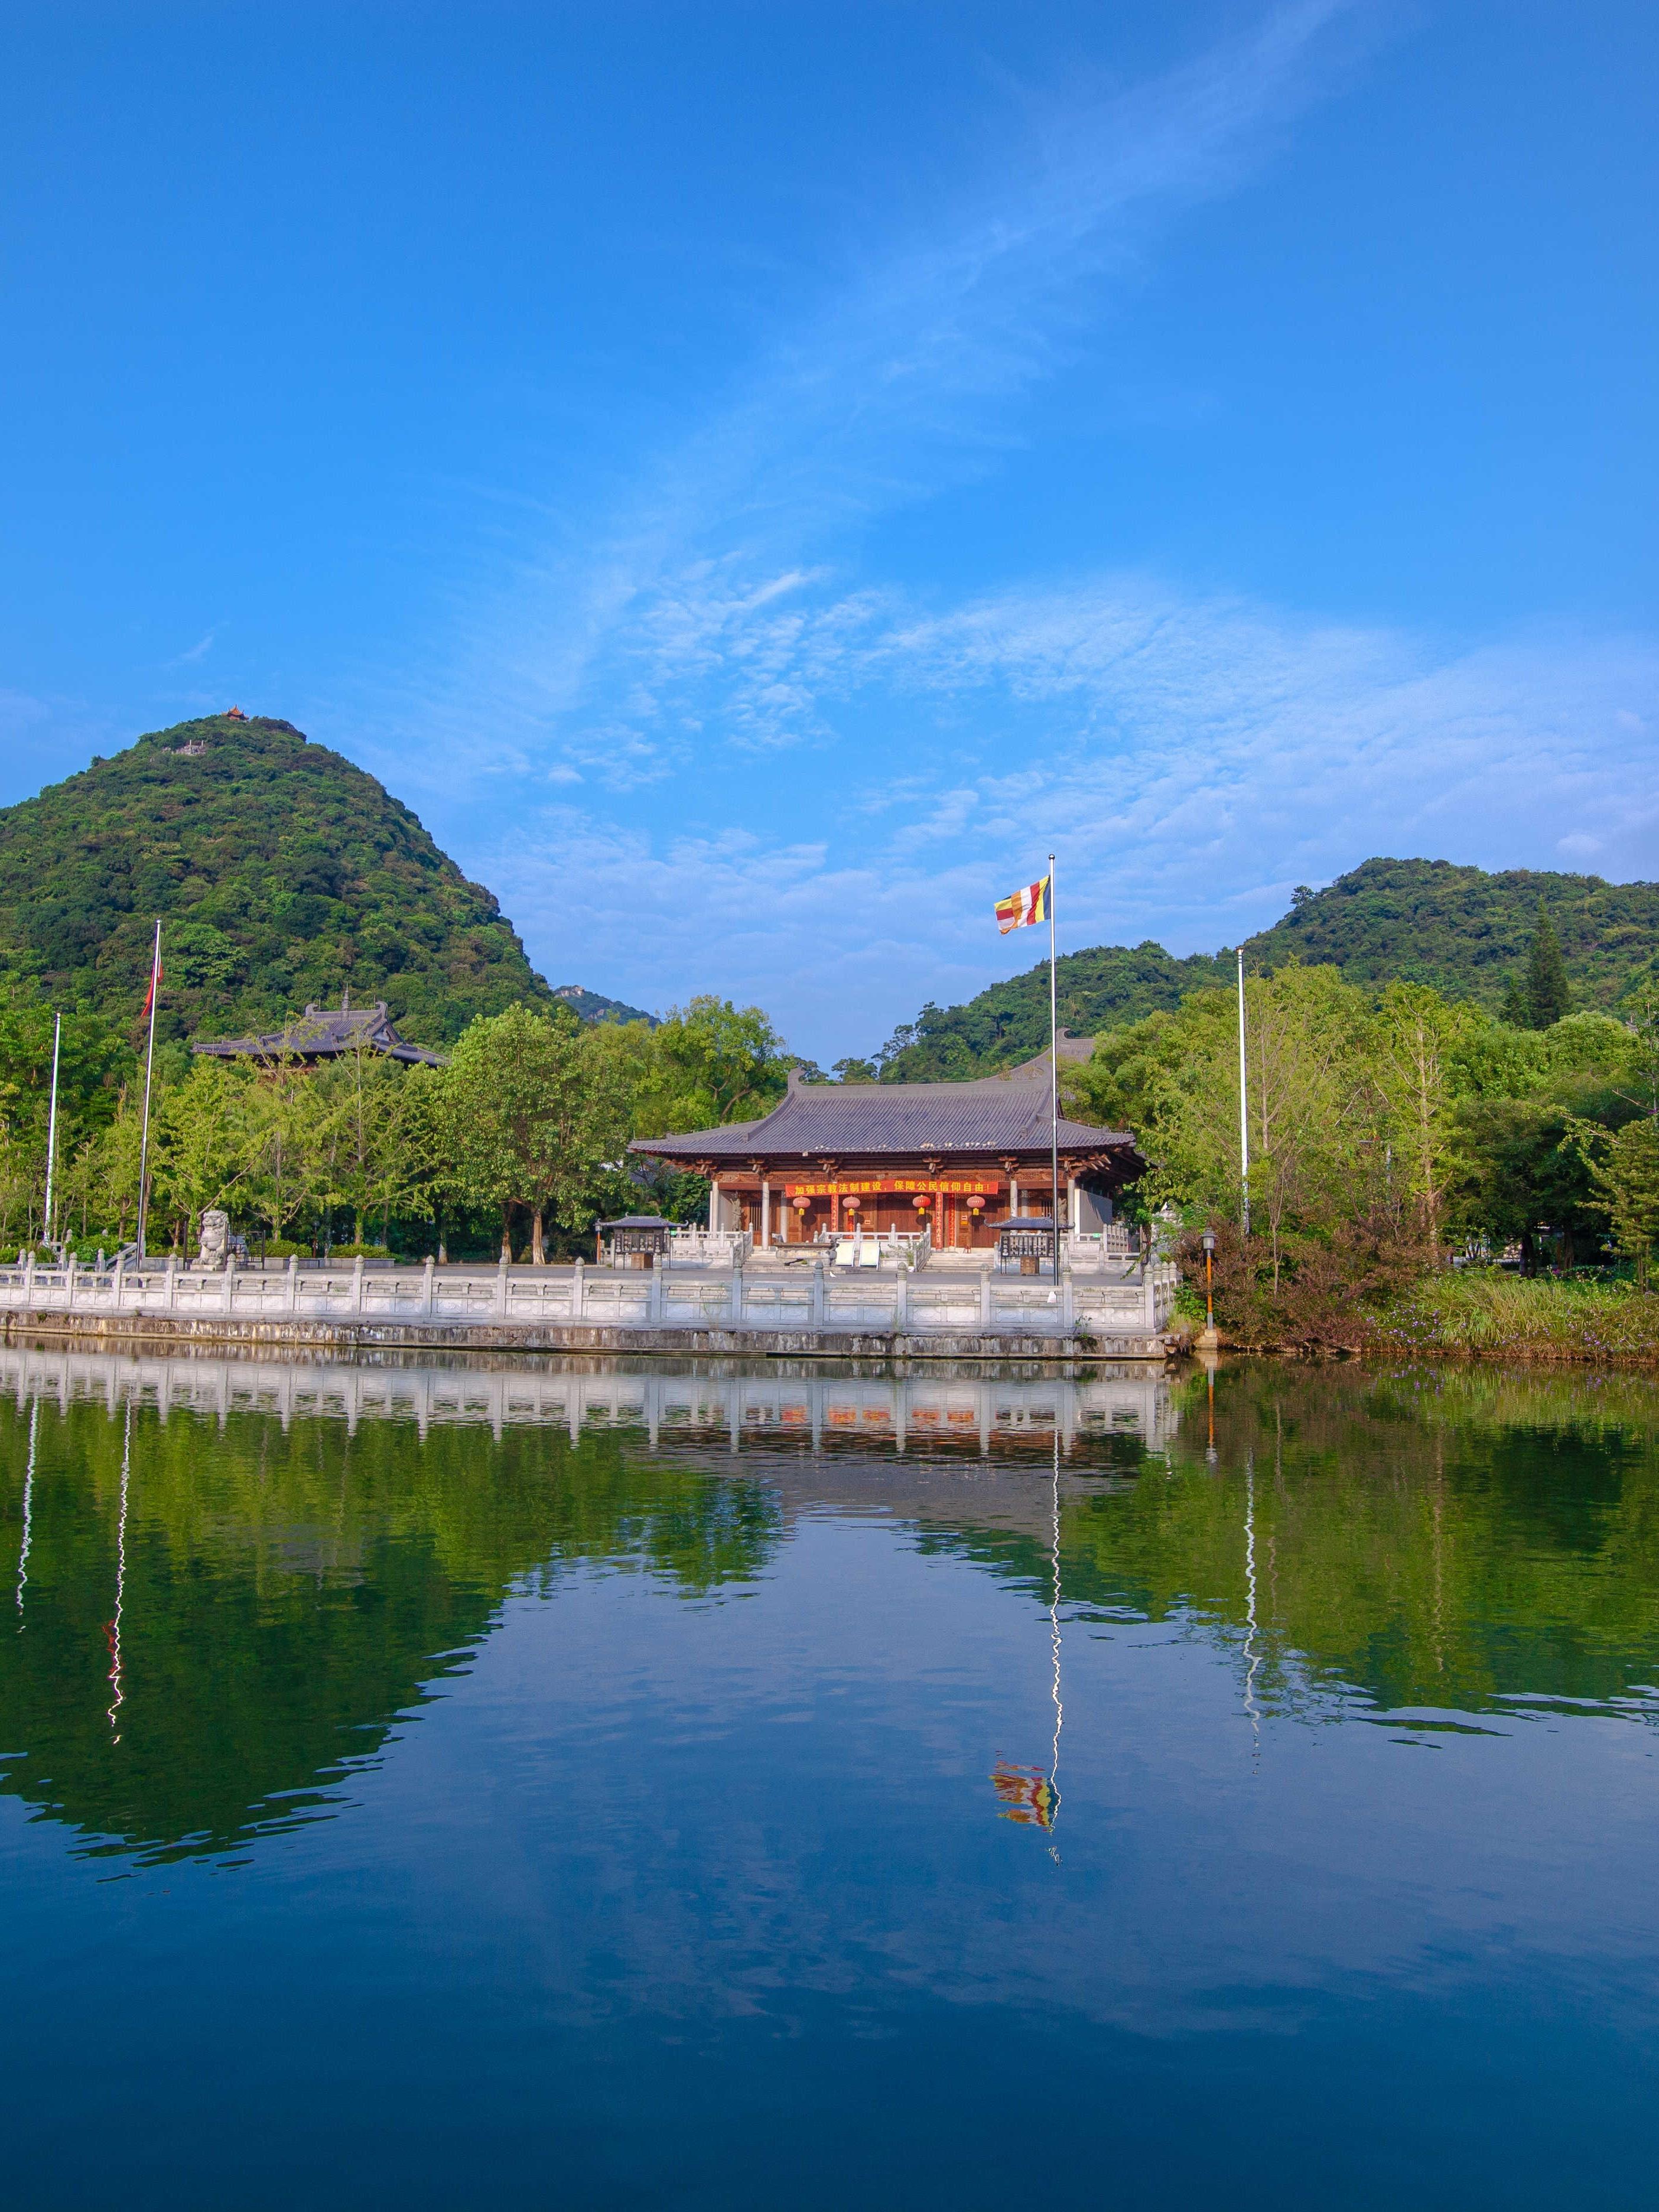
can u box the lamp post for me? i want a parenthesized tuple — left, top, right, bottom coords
(1198, 1227, 1220, 1356)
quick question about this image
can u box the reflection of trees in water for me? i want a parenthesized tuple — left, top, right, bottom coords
(925, 1362, 1659, 1720)
(0, 1401, 782, 1865)
(5, 1360, 1659, 1867)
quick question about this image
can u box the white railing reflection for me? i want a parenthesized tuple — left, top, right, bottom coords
(0, 1342, 1177, 1456)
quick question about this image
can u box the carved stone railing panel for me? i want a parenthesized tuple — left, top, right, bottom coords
(0, 1255, 1175, 1339)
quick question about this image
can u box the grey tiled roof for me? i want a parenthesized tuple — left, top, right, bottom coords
(192, 1001, 444, 1068)
(631, 1071, 1136, 1163)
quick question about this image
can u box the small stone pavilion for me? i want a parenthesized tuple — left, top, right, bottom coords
(192, 997, 444, 1068)
(630, 1055, 1144, 1253)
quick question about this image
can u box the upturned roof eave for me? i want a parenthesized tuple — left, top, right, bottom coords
(627, 1125, 1140, 1159)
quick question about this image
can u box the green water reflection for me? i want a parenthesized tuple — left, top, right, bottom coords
(3, 1354, 1658, 1865)
(939, 1363, 1659, 1720)
(0, 1391, 780, 1862)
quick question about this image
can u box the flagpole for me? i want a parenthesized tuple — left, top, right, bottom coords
(43, 1012, 61, 1252)
(1049, 851, 1059, 1283)
(1237, 947, 1251, 1238)
(135, 920, 161, 1259)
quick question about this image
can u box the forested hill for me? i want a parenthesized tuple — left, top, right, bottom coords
(1242, 858, 1659, 1000)
(879, 857, 1659, 1080)
(552, 983, 656, 1027)
(0, 714, 554, 1046)
(879, 942, 1231, 1081)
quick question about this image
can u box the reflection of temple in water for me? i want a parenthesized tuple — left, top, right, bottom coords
(0, 1345, 1175, 1868)
(8, 1344, 1657, 1878)
(1, 1344, 1174, 1553)
(1, 1344, 1173, 1455)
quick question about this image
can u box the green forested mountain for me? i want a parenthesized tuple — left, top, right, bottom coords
(880, 941, 1230, 1079)
(1243, 857, 1659, 1001)
(0, 714, 554, 1046)
(880, 857, 1659, 1079)
(552, 983, 656, 1026)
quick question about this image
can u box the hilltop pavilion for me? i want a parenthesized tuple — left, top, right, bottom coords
(192, 997, 443, 1068)
(630, 1052, 1144, 1251)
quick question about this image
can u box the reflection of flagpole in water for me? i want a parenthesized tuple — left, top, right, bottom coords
(1046, 1427, 1064, 1859)
(990, 1429, 1064, 1843)
(15, 1397, 38, 1621)
(1242, 1451, 1261, 1765)
(106, 1401, 131, 1740)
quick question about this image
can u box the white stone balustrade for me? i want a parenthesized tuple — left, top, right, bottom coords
(0, 1253, 1178, 1339)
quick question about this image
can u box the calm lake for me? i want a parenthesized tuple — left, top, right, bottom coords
(2, 1346, 1656, 2209)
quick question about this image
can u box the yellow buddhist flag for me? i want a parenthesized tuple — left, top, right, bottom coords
(994, 876, 1049, 934)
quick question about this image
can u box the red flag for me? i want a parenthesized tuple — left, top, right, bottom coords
(142, 948, 162, 1018)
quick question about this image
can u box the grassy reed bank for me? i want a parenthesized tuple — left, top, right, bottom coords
(1364, 1273, 1659, 1368)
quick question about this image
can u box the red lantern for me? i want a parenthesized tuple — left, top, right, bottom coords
(793, 1195, 811, 1212)
(913, 1194, 931, 1211)
(967, 1195, 985, 1213)
(843, 1195, 860, 1212)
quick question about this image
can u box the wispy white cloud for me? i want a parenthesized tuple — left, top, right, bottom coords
(170, 629, 217, 666)
(371, 0, 1377, 791)
(483, 577, 1659, 1055)
(332, 0, 1656, 1061)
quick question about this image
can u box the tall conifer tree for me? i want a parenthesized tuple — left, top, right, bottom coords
(1524, 907, 1571, 1029)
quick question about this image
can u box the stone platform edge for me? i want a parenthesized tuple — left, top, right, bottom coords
(2, 1307, 1176, 1364)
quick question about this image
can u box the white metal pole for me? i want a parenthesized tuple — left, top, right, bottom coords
(1237, 947, 1251, 1238)
(1049, 852, 1060, 1282)
(43, 1012, 62, 1251)
(135, 920, 161, 1258)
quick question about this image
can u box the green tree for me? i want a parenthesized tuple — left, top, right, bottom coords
(65, 1092, 149, 1247)
(0, 994, 132, 1242)
(1524, 907, 1572, 1029)
(647, 996, 788, 1130)
(1068, 967, 1378, 1288)
(154, 1059, 256, 1251)
(239, 1053, 331, 1250)
(311, 1043, 427, 1248)
(1372, 983, 1475, 1261)
(1157, 968, 1377, 1284)
(438, 1005, 628, 1261)
(1568, 1117, 1659, 1286)
(1450, 1095, 1605, 1271)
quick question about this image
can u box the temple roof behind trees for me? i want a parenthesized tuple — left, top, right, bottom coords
(631, 1066, 1138, 1166)
(191, 1000, 444, 1067)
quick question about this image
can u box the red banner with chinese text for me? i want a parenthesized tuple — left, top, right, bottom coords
(782, 1177, 1003, 1198)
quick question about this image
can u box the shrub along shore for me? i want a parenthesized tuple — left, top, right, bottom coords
(1183, 1273, 1659, 1370)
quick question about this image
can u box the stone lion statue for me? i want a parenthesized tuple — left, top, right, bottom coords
(198, 1208, 230, 1269)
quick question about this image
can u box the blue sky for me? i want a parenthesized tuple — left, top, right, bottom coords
(3, 1, 1655, 1058)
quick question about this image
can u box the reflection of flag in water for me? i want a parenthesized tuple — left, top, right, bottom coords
(990, 1761, 1057, 1829)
